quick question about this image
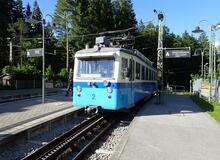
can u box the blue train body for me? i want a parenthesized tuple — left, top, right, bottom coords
(73, 46, 157, 112)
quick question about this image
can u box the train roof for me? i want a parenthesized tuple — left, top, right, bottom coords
(76, 47, 154, 66)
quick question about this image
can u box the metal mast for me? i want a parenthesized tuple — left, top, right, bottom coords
(156, 11, 164, 103)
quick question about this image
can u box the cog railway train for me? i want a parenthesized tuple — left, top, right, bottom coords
(73, 37, 157, 113)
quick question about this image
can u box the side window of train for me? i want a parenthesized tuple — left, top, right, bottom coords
(146, 67, 149, 80)
(135, 62, 140, 80)
(149, 70, 152, 80)
(129, 59, 133, 81)
(141, 65, 145, 80)
(121, 58, 128, 79)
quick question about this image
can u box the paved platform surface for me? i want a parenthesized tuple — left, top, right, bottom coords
(112, 94, 220, 160)
(0, 93, 74, 142)
(0, 88, 67, 102)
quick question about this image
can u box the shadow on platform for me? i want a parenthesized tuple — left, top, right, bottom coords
(137, 94, 213, 117)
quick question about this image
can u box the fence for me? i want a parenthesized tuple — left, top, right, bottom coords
(0, 79, 42, 89)
(192, 78, 220, 103)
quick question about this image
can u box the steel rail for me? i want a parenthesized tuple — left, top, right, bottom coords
(21, 114, 103, 160)
(73, 118, 116, 160)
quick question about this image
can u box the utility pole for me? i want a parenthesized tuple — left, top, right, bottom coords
(65, 12, 69, 71)
(9, 40, 13, 64)
(209, 26, 215, 102)
(42, 19, 46, 104)
(155, 10, 164, 104)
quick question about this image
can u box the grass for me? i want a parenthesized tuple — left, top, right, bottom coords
(190, 95, 220, 123)
(175, 92, 192, 95)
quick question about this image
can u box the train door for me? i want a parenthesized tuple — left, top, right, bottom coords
(129, 58, 135, 107)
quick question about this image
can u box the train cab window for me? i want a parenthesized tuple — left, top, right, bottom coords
(77, 58, 114, 78)
(121, 58, 128, 79)
(141, 65, 145, 80)
(146, 67, 149, 80)
(135, 62, 140, 80)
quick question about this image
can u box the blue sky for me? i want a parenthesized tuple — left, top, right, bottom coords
(23, 0, 220, 41)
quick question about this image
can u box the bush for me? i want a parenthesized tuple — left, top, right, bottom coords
(45, 65, 54, 81)
(14, 63, 41, 79)
(2, 64, 41, 80)
(2, 65, 16, 75)
(58, 68, 68, 80)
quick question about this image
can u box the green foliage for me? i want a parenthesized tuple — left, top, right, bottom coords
(2, 63, 40, 79)
(190, 95, 214, 111)
(45, 65, 54, 81)
(2, 65, 15, 74)
(8, 18, 30, 37)
(112, 0, 137, 29)
(25, 3, 32, 20)
(1, 0, 217, 92)
(191, 95, 220, 123)
(190, 73, 200, 80)
(31, 0, 42, 34)
(17, 0, 24, 19)
(67, 0, 137, 50)
(14, 63, 41, 79)
(58, 68, 68, 79)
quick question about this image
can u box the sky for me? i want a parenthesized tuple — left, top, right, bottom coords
(23, 0, 220, 41)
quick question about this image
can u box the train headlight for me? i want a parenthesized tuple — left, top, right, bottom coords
(107, 87, 113, 93)
(103, 80, 110, 87)
(76, 86, 82, 92)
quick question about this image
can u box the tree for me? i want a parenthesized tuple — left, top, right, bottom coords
(87, 0, 114, 32)
(25, 3, 32, 20)
(134, 22, 157, 63)
(0, 0, 9, 46)
(0, 0, 9, 37)
(137, 20, 145, 32)
(54, 0, 74, 39)
(8, 18, 30, 64)
(112, 0, 137, 29)
(45, 65, 54, 81)
(8, 0, 18, 23)
(198, 32, 209, 59)
(16, 0, 24, 19)
(31, 0, 42, 34)
(72, 0, 115, 49)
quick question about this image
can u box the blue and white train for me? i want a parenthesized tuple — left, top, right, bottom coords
(73, 37, 157, 113)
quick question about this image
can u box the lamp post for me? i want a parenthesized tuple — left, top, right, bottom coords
(27, 14, 54, 103)
(193, 48, 209, 79)
(204, 63, 209, 79)
(193, 20, 220, 102)
(154, 9, 164, 104)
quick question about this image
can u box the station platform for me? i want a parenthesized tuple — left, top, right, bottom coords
(112, 94, 220, 160)
(0, 93, 76, 144)
(0, 88, 66, 103)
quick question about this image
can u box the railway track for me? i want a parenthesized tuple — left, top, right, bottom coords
(21, 114, 116, 160)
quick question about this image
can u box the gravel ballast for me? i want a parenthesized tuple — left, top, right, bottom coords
(0, 116, 85, 160)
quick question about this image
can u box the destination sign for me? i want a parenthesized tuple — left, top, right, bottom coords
(164, 47, 191, 58)
(27, 48, 43, 57)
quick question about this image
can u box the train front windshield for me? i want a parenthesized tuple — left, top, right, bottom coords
(77, 58, 114, 78)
